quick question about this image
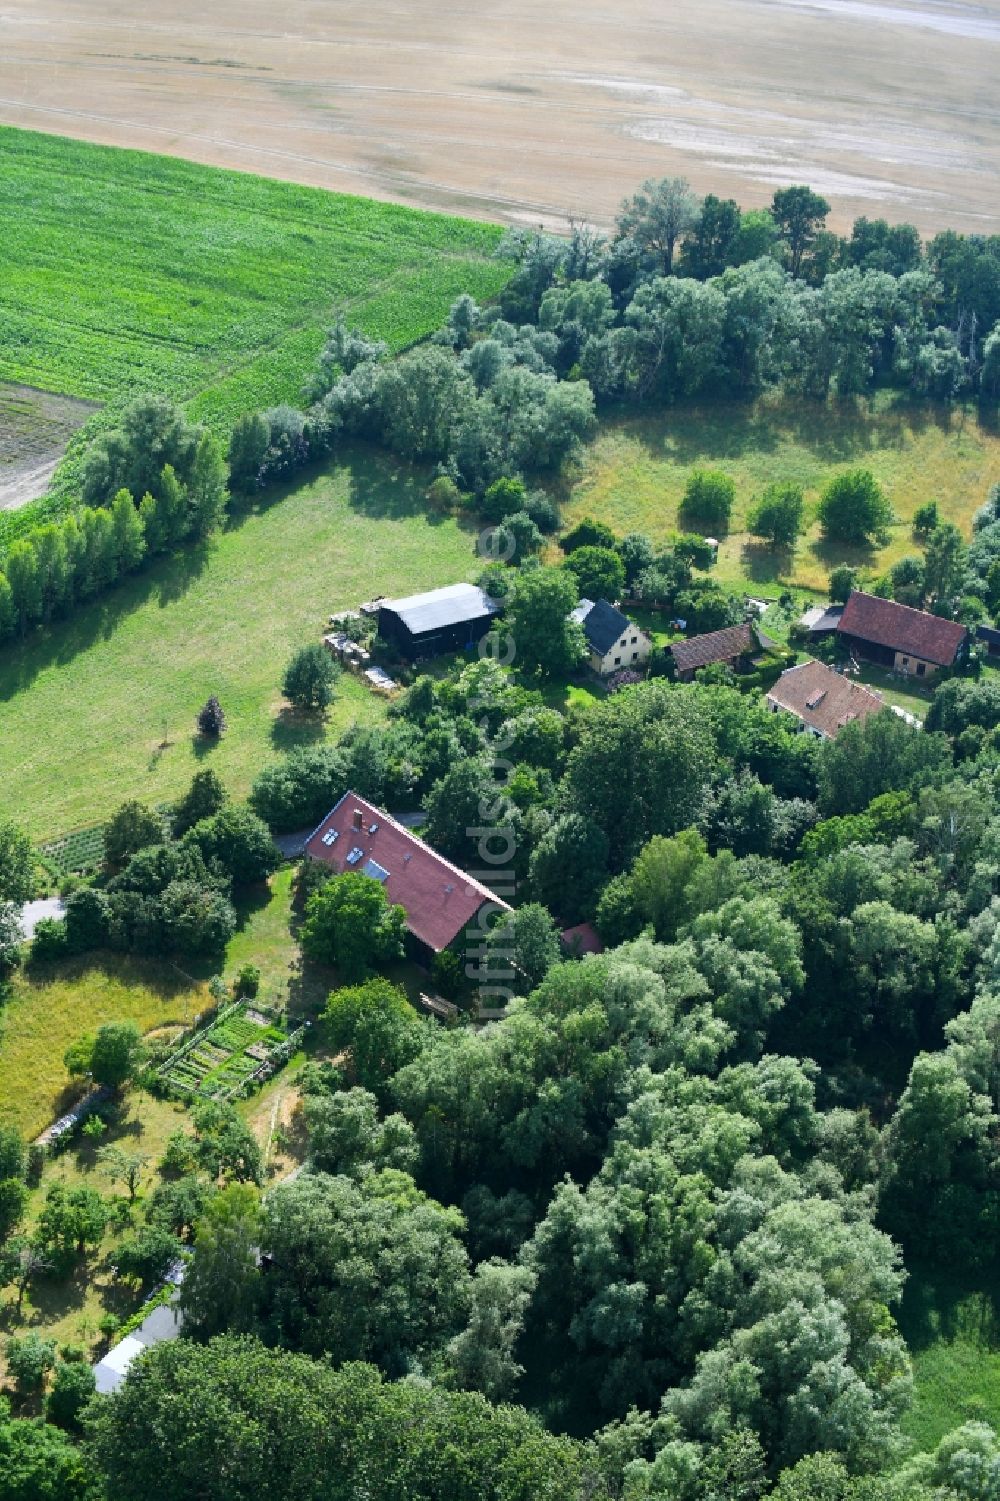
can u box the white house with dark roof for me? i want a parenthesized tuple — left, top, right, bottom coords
(571, 598, 652, 676)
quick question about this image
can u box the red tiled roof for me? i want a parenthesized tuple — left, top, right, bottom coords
(671, 621, 756, 673)
(837, 591, 966, 667)
(766, 659, 885, 739)
(560, 922, 605, 956)
(303, 793, 510, 953)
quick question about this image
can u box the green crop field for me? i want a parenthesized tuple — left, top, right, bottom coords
(0, 125, 507, 540)
(0, 443, 476, 842)
(563, 393, 1000, 596)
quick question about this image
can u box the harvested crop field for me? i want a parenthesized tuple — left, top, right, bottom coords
(0, 0, 996, 235)
(0, 384, 99, 511)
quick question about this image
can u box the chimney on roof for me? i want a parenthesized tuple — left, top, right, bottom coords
(352, 808, 363, 832)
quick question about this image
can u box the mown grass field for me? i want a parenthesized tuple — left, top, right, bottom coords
(564, 393, 1000, 595)
(0, 444, 475, 842)
(898, 1263, 1000, 1452)
(0, 125, 507, 542)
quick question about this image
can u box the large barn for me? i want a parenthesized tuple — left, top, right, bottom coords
(304, 792, 510, 960)
(835, 591, 967, 679)
(376, 582, 502, 660)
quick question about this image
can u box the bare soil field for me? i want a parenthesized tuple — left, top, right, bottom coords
(0, 384, 98, 511)
(0, 0, 996, 235)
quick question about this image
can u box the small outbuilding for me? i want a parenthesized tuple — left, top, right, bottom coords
(671, 621, 767, 681)
(571, 598, 653, 675)
(377, 582, 502, 660)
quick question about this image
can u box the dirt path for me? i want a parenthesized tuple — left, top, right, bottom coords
(0, 0, 997, 234)
(0, 386, 98, 510)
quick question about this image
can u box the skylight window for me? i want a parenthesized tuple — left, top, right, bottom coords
(345, 847, 365, 866)
(362, 858, 390, 883)
(321, 829, 339, 847)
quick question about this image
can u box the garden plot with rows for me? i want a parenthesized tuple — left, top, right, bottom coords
(159, 1003, 302, 1101)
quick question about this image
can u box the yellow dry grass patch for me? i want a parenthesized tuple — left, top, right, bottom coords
(563, 394, 1000, 596)
(0, 956, 204, 1140)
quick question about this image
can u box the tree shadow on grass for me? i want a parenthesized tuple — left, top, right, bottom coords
(618, 392, 968, 471)
(809, 532, 880, 573)
(740, 540, 795, 586)
(269, 705, 328, 753)
(0, 541, 212, 701)
(898, 1261, 1000, 1354)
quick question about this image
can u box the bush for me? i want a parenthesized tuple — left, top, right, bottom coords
(172, 769, 227, 837)
(522, 490, 559, 534)
(495, 510, 544, 562)
(680, 470, 735, 530)
(480, 477, 527, 524)
(913, 499, 939, 537)
(828, 564, 860, 603)
(234, 963, 261, 999)
(563, 545, 626, 602)
(186, 805, 278, 886)
(228, 411, 270, 492)
(746, 483, 804, 547)
(46, 1358, 97, 1429)
(103, 801, 163, 874)
(250, 745, 352, 832)
(560, 516, 616, 553)
(426, 475, 463, 513)
(31, 917, 69, 963)
(6, 1332, 57, 1395)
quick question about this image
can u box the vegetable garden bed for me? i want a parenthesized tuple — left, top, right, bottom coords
(158, 1002, 302, 1101)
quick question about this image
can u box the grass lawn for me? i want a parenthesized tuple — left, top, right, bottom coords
(0, 444, 477, 841)
(898, 1262, 1000, 1452)
(0, 126, 506, 543)
(0, 956, 204, 1140)
(564, 393, 1000, 595)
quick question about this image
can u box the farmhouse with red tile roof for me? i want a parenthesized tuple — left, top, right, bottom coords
(304, 792, 510, 957)
(766, 659, 885, 740)
(836, 591, 967, 678)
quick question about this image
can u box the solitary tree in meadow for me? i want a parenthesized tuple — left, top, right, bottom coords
(282, 644, 341, 713)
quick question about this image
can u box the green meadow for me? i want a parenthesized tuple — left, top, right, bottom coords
(563, 393, 1000, 595)
(0, 445, 474, 842)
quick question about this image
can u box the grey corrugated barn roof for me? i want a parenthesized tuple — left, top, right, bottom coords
(380, 582, 500, 635)
(572, 598, 636, 657)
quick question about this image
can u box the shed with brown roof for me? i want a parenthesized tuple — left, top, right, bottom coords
(835, 591, 966, 678)
(766, 659, 885, 739)
(304, 792, 510, 957)
(671, 621, 760, 681)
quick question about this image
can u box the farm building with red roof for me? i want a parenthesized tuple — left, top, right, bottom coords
(304, 792, 510, 960)
(836, 591, 967, 679)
